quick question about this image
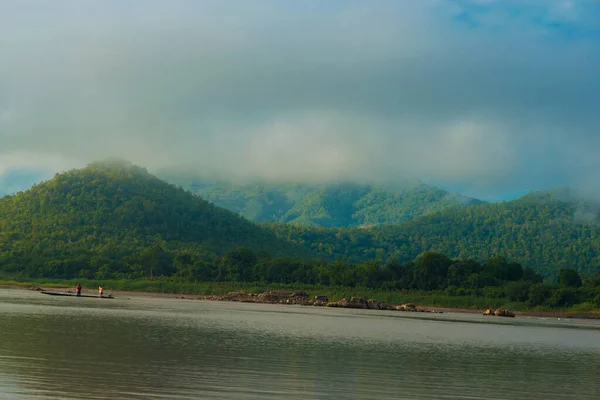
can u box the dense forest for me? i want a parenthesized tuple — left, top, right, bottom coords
(158, 170, 600, 278)
(1, 161, 600, 288)
(0, 161, 303, 279)
(157, 169, 483, 227)
(268, 194, 600, 278)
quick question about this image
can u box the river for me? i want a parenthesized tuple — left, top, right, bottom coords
(1, 289, 599, 399)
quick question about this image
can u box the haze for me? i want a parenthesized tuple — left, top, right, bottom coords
(1, 0, 599, 200)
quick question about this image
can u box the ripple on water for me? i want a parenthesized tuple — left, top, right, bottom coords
(1, 290, 599, 399)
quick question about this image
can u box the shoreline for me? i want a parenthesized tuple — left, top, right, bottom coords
(4, 284, 599, 320)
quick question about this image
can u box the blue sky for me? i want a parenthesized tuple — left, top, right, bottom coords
(0, 0, 599, 201)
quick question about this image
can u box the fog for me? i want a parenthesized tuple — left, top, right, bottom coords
(1, 0, 599, 200)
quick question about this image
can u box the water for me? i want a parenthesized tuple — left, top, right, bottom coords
(1, 289, 599, 399)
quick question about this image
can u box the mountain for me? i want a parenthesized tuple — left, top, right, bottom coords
(0, 160, 302, 278)
(269, 190, 600, 278)
(156, 171, 484, 228)
(3, 162, 599, 280)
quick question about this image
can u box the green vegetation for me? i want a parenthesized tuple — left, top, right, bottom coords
(157, 170, 483, 227)
(159, 170, 600, 279)
(0, 277, 521, 310)
(269, 193, 600, 278)
(1, 160, 599, 312)
(5, 244, 600, 311)
(3, 249, 599, 312)
(0, 160, 303, 279)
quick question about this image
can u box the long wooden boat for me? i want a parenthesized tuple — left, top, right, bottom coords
(40, 291, 114, 299)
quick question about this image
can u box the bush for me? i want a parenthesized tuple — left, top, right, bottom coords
(594, 294, 600, 309)
(558, 268, 582, 288)
(504, 280, 531, 302)
(444, 285, 458, 296)
(547, 288, 581, 308)
(527, 283, 552, 307)
(481, 286, 504, 298)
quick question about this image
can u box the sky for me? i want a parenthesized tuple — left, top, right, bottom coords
(0, 0, 599, 201)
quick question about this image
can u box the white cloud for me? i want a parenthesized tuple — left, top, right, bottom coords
(0, 108, 16, 126)
(0, 151, 81, 176)
(0, 1, 599, 199)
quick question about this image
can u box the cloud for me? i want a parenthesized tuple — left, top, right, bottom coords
(0, 0, 599, 199)
(0, 151, 80, 176)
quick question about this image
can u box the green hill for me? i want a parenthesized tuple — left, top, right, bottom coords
(156, 171, 484, 227)
(3, 162, 600, 281)
(0, 160, 302, 279)
(268, 190, 600, 278)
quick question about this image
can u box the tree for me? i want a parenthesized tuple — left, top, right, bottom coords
(220, 248, 257, 282)
(173, 252, 194, 279)
(558, 268, 582, 288)
(548, 288, 581, 308)
(483, 256, 523, 282)
(412, 252, 451, 290)
(527, 283, 552, 307)
(504, 280, 531, 302)
(522, 267, 543, 283)
(446, 259, 482, 287)
(356, 261, 380, 288)
(584, 271, 600, 287)
(130, 243, 176, 278)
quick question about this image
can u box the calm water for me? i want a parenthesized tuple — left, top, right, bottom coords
(1, 290, 599, 399)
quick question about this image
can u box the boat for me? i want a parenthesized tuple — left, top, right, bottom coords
(40, 291, 114, 299)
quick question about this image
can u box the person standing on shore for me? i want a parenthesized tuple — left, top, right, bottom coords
(76, 283, 82, 297)
(98, 285, 103, 298)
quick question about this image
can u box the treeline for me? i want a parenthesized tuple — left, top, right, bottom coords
(2, 160, 600, 301)
(172, 248, 600, 308)
(7, 245, 599, 309)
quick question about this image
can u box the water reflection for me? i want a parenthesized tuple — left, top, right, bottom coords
(1, 290, 599, 399)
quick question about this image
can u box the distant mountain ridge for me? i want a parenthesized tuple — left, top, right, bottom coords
(157, 171, 485, 228)
(1, 161, 600, 279)
(268, 189, 600, 277)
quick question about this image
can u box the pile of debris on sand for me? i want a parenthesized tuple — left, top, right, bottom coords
(201, 291, 313, 305)
(483, 308, 515, 318)
(198, 291, 490, 315)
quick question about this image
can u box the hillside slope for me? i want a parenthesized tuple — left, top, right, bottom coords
(269, 191, 600, 277)
(4, 163, 599, 280)
(157, 171, 484, 227)
(0, 161, 302, 278)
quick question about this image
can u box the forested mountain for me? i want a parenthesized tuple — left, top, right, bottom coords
(269, 191, 600, 278)
(1, 160, 597, 309)
(2, 162, 600, 281)
(0, 161, 302, 278)
(156, 170, 484, 227)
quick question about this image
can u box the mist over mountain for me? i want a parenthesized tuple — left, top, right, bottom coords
(1, 2, 599, 201)
(157, 170, 485, 227)
(0, 160, 599, 279)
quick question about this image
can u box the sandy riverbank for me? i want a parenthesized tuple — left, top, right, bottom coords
(4, 284, 599, 320)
